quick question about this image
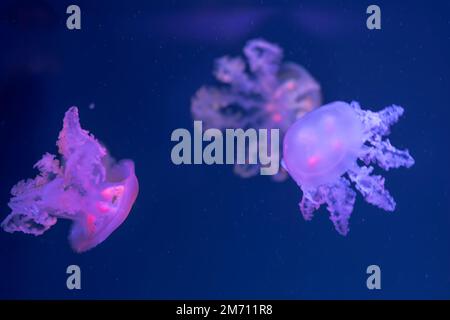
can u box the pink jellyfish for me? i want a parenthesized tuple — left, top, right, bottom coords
(192, 38, 322, 180)
(283, 101, 414, 235)
(1, 107, 139, 252)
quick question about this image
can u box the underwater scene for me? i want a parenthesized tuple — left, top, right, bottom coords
(0, 0, 449, 300)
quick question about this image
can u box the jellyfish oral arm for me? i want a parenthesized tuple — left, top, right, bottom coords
(300, 177, 356, 236)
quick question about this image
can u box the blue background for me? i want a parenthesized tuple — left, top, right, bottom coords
(0, 0, 449, 299)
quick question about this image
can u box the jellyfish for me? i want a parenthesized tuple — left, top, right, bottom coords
(282, 101, 415, 235)
(192, 38, 322, 180)
(1, 107, 139, 252)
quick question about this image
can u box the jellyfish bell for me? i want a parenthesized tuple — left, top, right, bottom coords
(69, 160, 139, 253)
(283, 101, 364, 188)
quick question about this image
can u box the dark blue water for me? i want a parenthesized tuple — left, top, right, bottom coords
(0, 0, 449, 299)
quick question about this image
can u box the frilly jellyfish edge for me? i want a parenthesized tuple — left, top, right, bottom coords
(1, 107, 139, 252)
(283, 101, 415, 235)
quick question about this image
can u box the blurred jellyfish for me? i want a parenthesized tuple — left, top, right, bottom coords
(283, 101, 414, 235)
(192, 38, 322, 180)
(1, 107, 139, 252)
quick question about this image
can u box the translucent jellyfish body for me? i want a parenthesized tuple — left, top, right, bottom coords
(1, 107, 139, 252)
(283, 101, 414, 235)
(192, 38, 322, 179)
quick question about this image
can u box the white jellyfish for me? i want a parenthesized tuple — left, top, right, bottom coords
(283, 101, 415, 235)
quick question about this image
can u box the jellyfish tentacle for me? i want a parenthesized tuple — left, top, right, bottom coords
(299, 177, 356, 235)
(299, 187, 322, 221)
(360, 140, 415, 170)
(347, 166, 396, 211)
(324, 178, 356, 236)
